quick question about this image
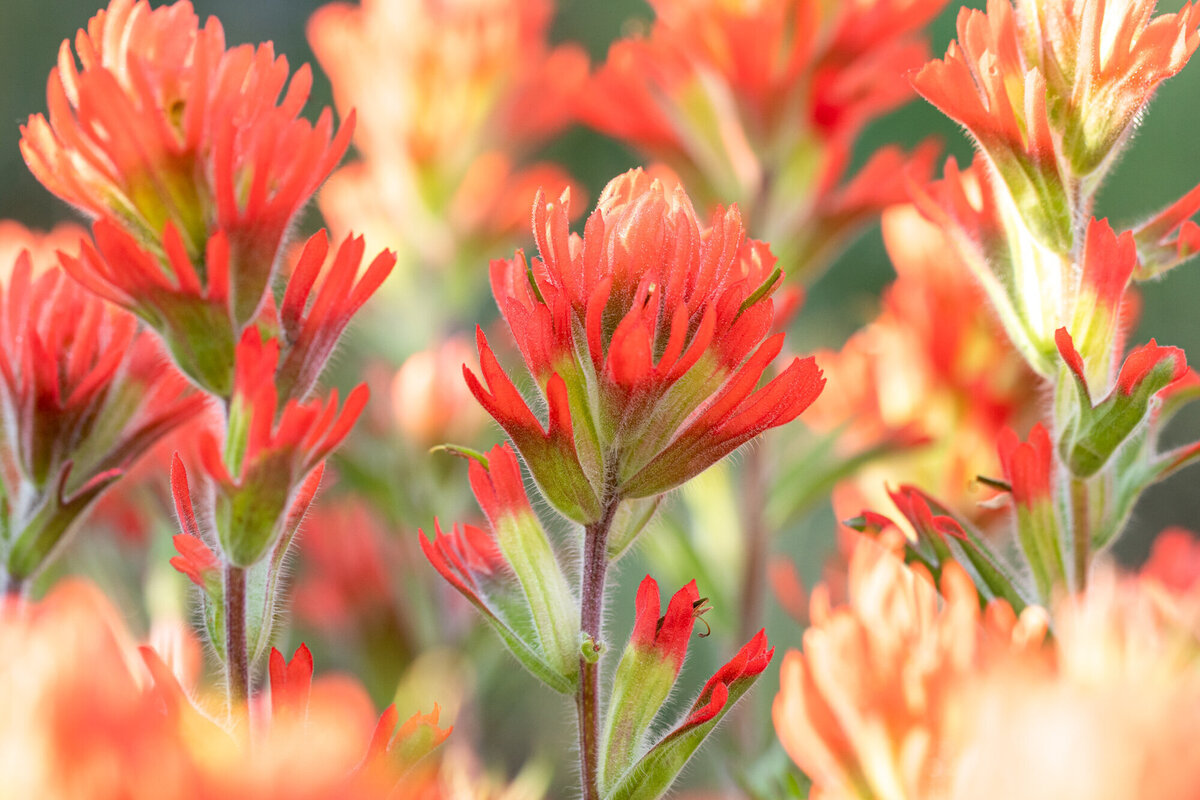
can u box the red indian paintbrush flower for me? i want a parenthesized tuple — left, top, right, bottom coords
(24, 0, 354, 397)
(197, 330, 367, 567)
(0, 248, 204, 590)
(913, 0, 1200, 252)
(467, 169, 825, 523)
(996, 423, 1067, 597)
(21, 0, 351, 294)
(1056, 327, 1188, 478)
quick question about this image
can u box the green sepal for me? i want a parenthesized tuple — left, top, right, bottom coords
(603, 660, 766, 800)
(606, 496, 662, 562)
(601, 652, 678, 793)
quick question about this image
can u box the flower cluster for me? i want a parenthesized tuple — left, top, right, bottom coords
(0, 232, 203, 592)
(582, 0, 946, 274)
(469, 169, 824, 523)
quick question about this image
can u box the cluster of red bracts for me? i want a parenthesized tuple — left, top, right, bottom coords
(421, 441, 775, 792)
(0, 251, 205, 592)
(467, 169, 825, 524)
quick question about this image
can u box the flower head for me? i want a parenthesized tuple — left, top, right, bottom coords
(913, 0, 1200, 251)
(0, 248, 203, 587)
(468, 169, 824, 522)
(196, 330, 366, 567)
(25, 0, 355, 397)
(22, 0, 351, 308)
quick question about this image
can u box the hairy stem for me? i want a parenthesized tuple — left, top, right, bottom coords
(224, 563, 249, 709)
(577, 497, 619, 800)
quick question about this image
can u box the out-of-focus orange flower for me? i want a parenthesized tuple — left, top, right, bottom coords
(774, 534, 1046, 799)
(772, 532, 1049, 799)
(391, 336, 489, 447)
(806, 205, 1037, 525)
(948, 566, 1200, 800)
(582, 0, 944, 276)
(308, 0, 586, 271)
(0, 579, 468, 799)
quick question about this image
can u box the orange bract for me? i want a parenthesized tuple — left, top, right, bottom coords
(0, 580, 460, 799)
(806, 205, 1037, 526)
(774, 535, 1047, 799)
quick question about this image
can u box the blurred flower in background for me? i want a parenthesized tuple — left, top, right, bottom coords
(308, 0, 586, 285)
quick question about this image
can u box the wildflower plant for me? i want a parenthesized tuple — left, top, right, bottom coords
(427, 168, 824, 798)
(5, 0, 1200, 798)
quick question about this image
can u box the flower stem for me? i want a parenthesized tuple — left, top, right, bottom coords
(577, 496, 619, 800)
(224, 563, 249, 708)
(1070, 477, 1090, 592)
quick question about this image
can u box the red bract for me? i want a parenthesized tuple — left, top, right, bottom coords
(62, 218, 238, 395)
(1116, 341, 1189, 396)
(685, 629, 773, 727)
(997, 424, 1053, 509)
(630, 575, 700, 674)
(275, 230, 396, 402)
(21, 0, 352, 325)
(468, 169, 824, 522)
(198, 330, 366, 567)
(420, 444, 578, 690)
(0, 253, 203, 588)
(269, 644, 314, 722)
(602, 580, 773, 796)
(419, 520, 507, 615)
